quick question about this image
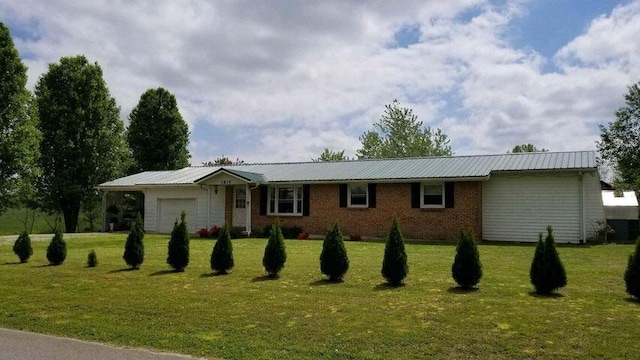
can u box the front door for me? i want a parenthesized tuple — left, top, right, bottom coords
(232, 185, 246, 227)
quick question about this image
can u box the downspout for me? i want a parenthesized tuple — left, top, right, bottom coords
(579, 172, 585, 244)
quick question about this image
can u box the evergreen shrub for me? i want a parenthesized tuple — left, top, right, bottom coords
(210, 224, 234, 274)
(624, 238, 640, 300)
(452, 228, 482, 289)
(320, 221, 349, 282)
(123, 213, 145, 269)
(167, 212, 190, 272)
(530, 226, 567, 295)
(381, 217, 408, 286)
(46, 228, 67, 266)
(13, 231, 33, 263)
(87, 250, 98, 267)
(263, 219, 287, 277)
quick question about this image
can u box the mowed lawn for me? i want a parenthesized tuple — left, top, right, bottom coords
(1, 235, 639, 359)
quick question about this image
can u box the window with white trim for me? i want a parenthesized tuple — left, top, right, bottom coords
(348, 184, 368, 207)
(268, 185, 303, 215)
(422, 183, 444, 208)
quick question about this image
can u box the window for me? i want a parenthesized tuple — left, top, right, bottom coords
(348, 184, 368, 207)
(235, 188, 246, 209)
(422, 183, 444, 208)
(268, 185, 303, 215)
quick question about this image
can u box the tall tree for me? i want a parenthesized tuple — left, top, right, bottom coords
(598, 82, 640, 190)
(35, 55, 129, 232)
(0, 22, 40, 216)
(202, 156, 244, 166)
(356, 100, 452, 159)
(127, 88, 190, 172)
(313, 148, 349, 162)
(510, 144, 548, 153)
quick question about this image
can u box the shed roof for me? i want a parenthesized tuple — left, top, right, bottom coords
(602, 190, 639, 207)
(98, 151, 597, 188)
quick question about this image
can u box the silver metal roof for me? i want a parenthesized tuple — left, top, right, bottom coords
(98, 151, 597, 188)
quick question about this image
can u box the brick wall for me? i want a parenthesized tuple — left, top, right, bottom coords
(249, 182, 482, 242)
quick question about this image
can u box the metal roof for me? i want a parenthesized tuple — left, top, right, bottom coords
(98, 151, 597, 188)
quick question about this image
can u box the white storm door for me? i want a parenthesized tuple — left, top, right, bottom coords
(232, 185, 247, 227)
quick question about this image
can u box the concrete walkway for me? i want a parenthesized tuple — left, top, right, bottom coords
(0, 328, 207, 360)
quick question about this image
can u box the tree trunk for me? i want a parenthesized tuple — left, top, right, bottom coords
(62, 202, 81, 233)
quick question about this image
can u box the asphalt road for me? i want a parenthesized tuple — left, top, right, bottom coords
(0, 328, 207, 360)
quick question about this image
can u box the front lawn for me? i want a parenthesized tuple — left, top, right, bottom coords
(0, 235, 639, 359)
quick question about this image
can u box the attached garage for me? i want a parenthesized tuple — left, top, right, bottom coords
(482, 171, 603, 243)
(157, 198, 197, 233)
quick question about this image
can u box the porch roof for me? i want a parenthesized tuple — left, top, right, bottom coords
(98, 151, 597, 188)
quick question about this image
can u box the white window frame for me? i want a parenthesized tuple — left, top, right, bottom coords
(348, 183, 368, 208)
(421, 183, 445, 208)
(268, 185, 303, 216)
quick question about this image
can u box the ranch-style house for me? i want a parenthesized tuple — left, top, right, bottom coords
(98, 151, 604, 244)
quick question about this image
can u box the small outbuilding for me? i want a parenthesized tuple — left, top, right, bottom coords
(602, 190, 639, 242)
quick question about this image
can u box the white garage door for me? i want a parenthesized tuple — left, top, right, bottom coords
(482, 173, 581, 243)
(157, 198, 197, 234)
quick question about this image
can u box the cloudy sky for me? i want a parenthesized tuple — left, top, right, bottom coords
(2, 0, 639, 164)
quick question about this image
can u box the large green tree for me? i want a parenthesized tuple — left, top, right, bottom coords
(313, 148, 349, 162)
(510, 144, 548, 153)
(356, 100, 452, 159)
(127, 87, 190, 172)
(0, 22, 40, 215)
(598, 82, 640, 190)
(35, 55, 129, 232)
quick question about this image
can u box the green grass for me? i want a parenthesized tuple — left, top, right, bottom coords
(0, 207, 102, 235)
(1, 236, 639, 359)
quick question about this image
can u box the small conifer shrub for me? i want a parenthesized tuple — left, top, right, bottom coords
(530, 226, 567, 295)
(381, 217, 408, 286)
(320, 221, 349, 282)
(13, 231, 33, 263)
(167, 212, 190, 272)
(46, 228, 67, 266)
(263, 219, 287, 277)
(452, 228, 483, 289)
(210, 223, 234, 274)
(123, 213, 145, 269)
(87, 250, 98, 267)
(624, 238, 640, 300)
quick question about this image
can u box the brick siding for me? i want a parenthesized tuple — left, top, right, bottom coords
(247, 182, 482, 242)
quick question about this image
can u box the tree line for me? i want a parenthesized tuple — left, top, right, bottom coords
(1, 23, 190, 232)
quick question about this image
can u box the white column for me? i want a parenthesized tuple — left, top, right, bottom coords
(245, 184, 252, 236)
(101, 190, 108, 232)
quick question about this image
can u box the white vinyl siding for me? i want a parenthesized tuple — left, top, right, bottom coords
(158, 198, 197, 233)
(482, 172, 584, 243)
(584, 172, 606, 236)
(210, 185, 226, 227)
(143, 186, 209, 233)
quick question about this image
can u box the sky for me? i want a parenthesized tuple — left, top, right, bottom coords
(2, 0, 639, 165)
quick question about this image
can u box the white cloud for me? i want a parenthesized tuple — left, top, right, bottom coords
(2, 0, 640, 163)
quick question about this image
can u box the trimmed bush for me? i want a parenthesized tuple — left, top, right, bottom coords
(263, 219, 287, 277)
(530, 226, 567, 295)
(320, 221, 349, 282)
(624, 238, 640, 299)
(167, 211, 190, 272)
(452, 228, 482, 289)
(87, 250, 98, 267)
(123, 213, 145, 269)
(381, 217, 408, 286)
(210, 223, 234, 274)
(13, 231, 33, 263)
(46, 228, 67, 266)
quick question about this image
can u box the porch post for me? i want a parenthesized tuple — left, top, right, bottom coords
(101, 190, 108, 232)
(245, 184, 252, 236)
